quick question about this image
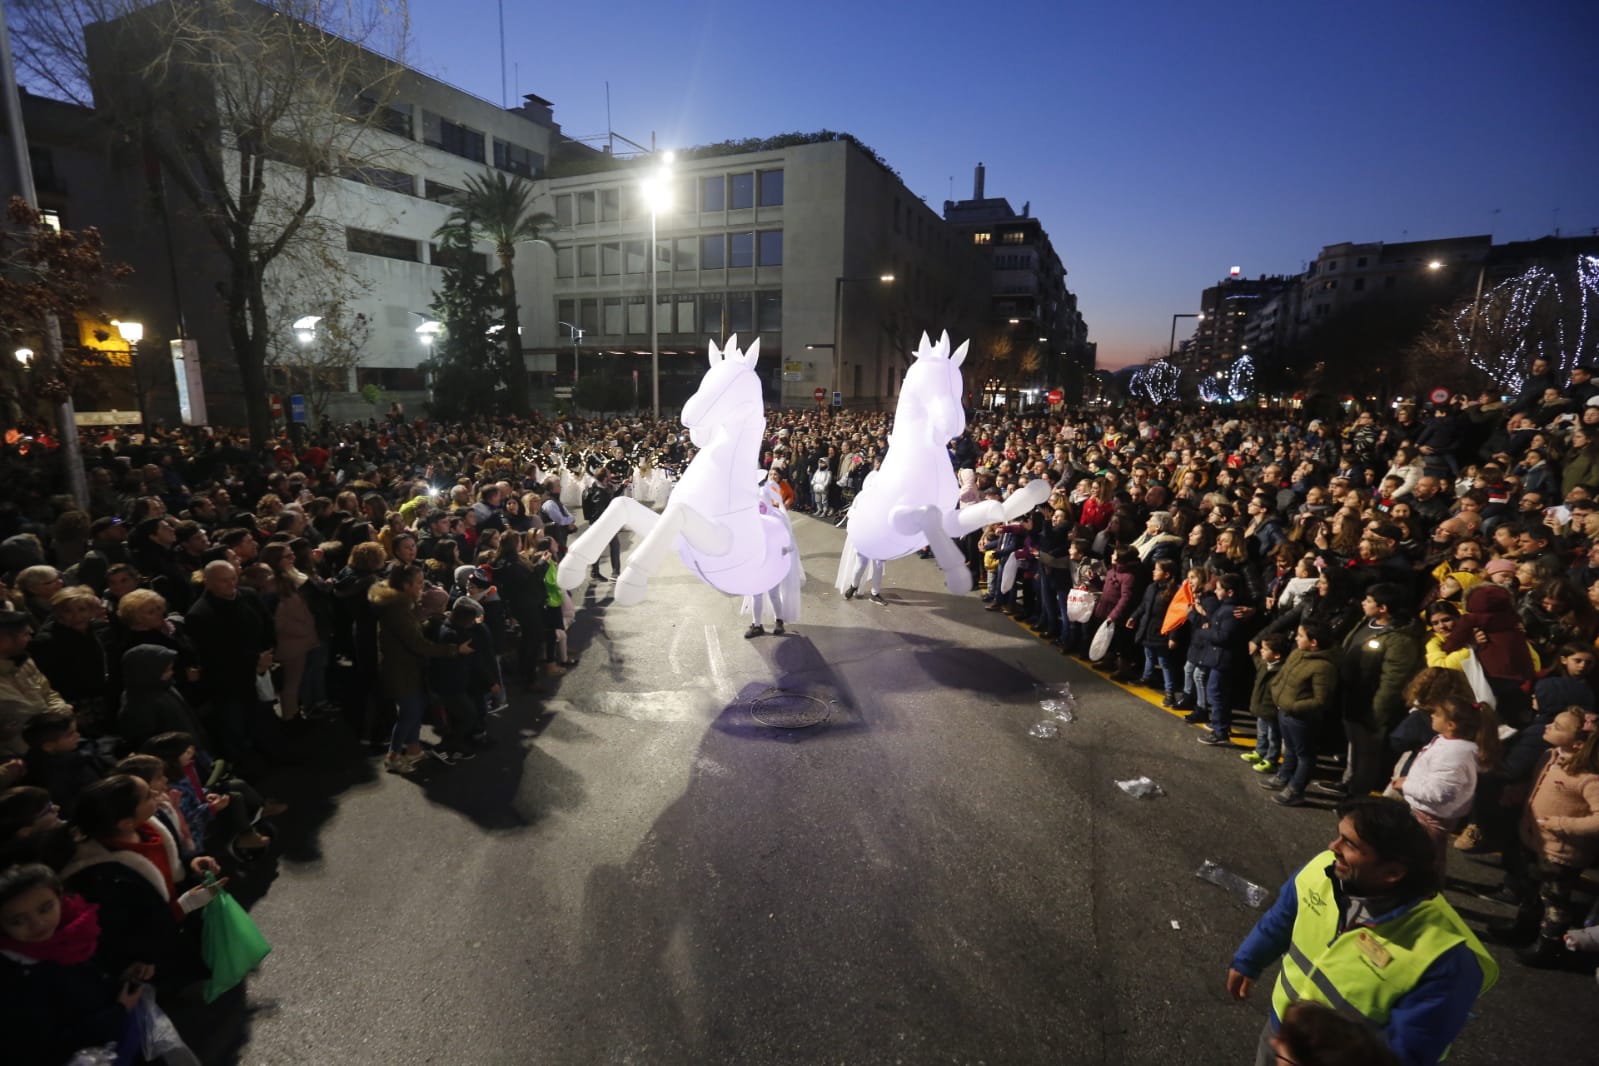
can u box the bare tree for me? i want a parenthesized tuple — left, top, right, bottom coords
(10, 0, 410, 446)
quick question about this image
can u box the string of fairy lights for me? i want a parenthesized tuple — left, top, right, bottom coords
(1459, 254, 1598, 393)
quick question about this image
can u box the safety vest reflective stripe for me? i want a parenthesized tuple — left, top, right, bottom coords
(1285, 940, 1368, 1023)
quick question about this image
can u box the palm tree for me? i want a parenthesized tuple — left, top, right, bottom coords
(445, 171, 555, 414)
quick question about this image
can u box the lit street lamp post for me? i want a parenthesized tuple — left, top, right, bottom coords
(112, 319, 145, 427)
(642, 152, 675, 420)
(558, 320, 584, 385)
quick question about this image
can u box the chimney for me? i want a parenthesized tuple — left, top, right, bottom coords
(974, 162, 985, 200)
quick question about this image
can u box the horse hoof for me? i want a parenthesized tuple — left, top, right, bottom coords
(945, 571, 973, 595)
(613, 575, 648, 606)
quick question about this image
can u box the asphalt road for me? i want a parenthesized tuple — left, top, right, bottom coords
(223, 514, 1581, 1065)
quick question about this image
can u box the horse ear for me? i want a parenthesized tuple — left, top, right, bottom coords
(951, 339, 969, 368)
(708, 338, 722, 365)
(745, 336, 760, 365)
(725, 334, 739, 361)
(914, 331, 932, 359)
(938, 330, 952, 359)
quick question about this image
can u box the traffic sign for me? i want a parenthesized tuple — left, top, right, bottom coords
(289, 394, 307, 423)
(813, 387, 826, 405)
(553, 386, 574, 398)
(1047, 389, 1064, 404)
(832, 391, 842, 408)
(1428, 387, 1450, 405)
(270, 395, 283, 417)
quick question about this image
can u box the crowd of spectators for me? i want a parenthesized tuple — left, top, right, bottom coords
(0, 353, 1597, 1060)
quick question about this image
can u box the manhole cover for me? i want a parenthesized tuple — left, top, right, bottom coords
(749, 691, 832, 730)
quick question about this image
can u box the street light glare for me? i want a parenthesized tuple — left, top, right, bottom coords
(112, 319, 144, 343)
(1428, 260, 1444, 270)
(879, 274, 895, 283)
(14, 347, 33, 366)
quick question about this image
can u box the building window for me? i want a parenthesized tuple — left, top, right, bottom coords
(554, 193, 573, 227)
(619, 185, 640, 219)
(357, 367, 427, 391)
(493, 138, 541, 177)
(1384, 275, 1397, 289)
(602, 297, 623, 335)
(1001, 231, 1026, 244)
(701, 175, 725, 212)
(757, 291, 782, 331)
(1352, 277, 1365, 292)
(1327, 260, 1338, 271)
(344, 165, 415, 196)
(577, 245, 597, 277)
(729, 172, 755, 210)
(425, 179, 464, 204)
(353, 96, 413, 139)
(601, 242, 622, 276)
(579, 298, 599, 335)
(701, 234, 726, 270)
(39, 208, 62, 233)
(600, 188, 620, 222)
(758, 169, 783, 206)
(421, 111, 485, 163)
(676, 295, 696, 332)
(627, 295, 648, 335)
(700, 292, 723, 334)
(729, 232, 754, 269)
(1356, 256, 1367, 268)
(728, 292, 754, 334)
(625, 239, 647, 274)
(346, 227, 419, 262)
(557, 299, 576, 327)
(577, 191, 597, 225)
(973, 232, 991, 245)
(673, 236, 697, 271)
(428, 243, 488, 273)
(757, 230, 782, 267)
(893, 196, 902, 235)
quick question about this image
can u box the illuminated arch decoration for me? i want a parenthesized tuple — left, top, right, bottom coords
(1460, 254, 1599, 394)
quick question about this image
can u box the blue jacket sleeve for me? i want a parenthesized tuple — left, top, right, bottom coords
(1383, 944, 1483, 1066)
(1230, 869, 1301, 977)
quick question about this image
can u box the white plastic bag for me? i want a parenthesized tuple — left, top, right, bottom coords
(1460, 650, 1497, 708)
(254, 670, 276, 704)
(1088, 619, 1114, 663)
(1066, 588, 1098, 623)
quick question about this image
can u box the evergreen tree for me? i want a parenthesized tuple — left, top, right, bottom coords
(426, 220, 504, 420)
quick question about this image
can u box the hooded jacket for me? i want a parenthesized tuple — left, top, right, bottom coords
(118, 644, 206, 749)
(370, 582, 460, 698)
(1268, 647, 1339, 718)
(1442, 584, 1535, 681)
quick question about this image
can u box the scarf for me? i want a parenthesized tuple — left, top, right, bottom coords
(0, 893, 101, 965)
(1162, 581, 1195, 635)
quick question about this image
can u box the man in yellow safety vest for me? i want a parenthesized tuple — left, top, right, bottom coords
(1226, 797, 1497, 1066)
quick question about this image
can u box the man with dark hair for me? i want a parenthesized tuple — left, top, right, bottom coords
(1227, 798, 1497, 1066)
(580, 471, 623, 580)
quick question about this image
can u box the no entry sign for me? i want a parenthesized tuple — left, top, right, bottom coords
(1428, 387, 1450, 404)
(1047, 389, 1064, 404)
(813, 387, 826, 406)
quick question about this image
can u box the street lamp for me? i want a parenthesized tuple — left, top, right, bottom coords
(1169, 312, 1203, 358)
(557, 320, 584, 384)
(112, 319, 145, 424)
(831, 273, 895, 407)
(642, 150, 675, 420)
(14, 347, 33, 367)
(292, 314, 321, 346)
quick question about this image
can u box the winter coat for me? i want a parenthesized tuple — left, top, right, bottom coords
(1191, 598, 1243, 671)
(0, 923, 128, 1066)
(1249, 654, 1282, 718)
(1268, 647, 1339, 718)
(1131, 579, 1177, 648)
(22, 744, 109, 817)
(428, 619, 496, 696)
(26, 618, 111, 708)
(118, 644, 207, 750)
(1400, 736, 1479, 821)
(1563, 449, 1599, 496)
(371, 583, 460, 699)
(266, 582, 320, 658)
(0, 655, 71, 757)
(60, 821, 189, 978)
(185, 587, 276, 702)
(332, 565, 381, 666)
(1519, 750, 1599, 867)
(1339, 620, 1422, 730)
(1094, 562, 1141, 623)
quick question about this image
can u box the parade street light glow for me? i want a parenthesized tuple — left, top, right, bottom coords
(292, 315, 321, 345)
(112, 319, 144, 344)
(14, 347, 33, 366)
(415, 319, 443, 347)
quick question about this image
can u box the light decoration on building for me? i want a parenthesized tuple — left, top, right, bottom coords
(1227, 354, 1256, 402)
(1459, 254, 1598, 393)
(1131, 359, 1181, 404)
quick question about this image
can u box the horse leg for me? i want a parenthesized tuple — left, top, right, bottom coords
(557, 497, 659, 590)
(899, 504, 972, 594)
(1000, 479, 1052, 520)
(675, 505, 735, 558)
(609, 504, 692, 606)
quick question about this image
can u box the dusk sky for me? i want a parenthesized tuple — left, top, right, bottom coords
(407, 0, 1598, 369)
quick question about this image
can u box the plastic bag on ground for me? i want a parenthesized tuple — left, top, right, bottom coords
(125, 989, 202, 1066)
(1028, 721, 1060, 740)
(1195, 859, 1271, 909)
(1035, 682, 1078, 722)
(1116, 776, 1164, 798)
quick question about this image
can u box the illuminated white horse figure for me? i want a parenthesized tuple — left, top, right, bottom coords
(556, 335, 794, 605)
(844, 331, 1051, 593)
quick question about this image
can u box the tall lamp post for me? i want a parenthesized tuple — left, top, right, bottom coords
(830, 273, 895, 408)
(1429, 257, 1489, 363)
(1169, 311, 1203, 358)
(558, 320, 584, 385)
(641, 151, 675, 420)
(112, 319, 144, 426)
